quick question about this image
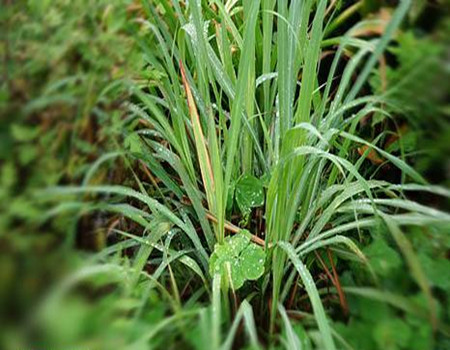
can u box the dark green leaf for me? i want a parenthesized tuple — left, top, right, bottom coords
(235, 175, 264, 216)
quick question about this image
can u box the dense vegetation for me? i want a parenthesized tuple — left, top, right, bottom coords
(1, 0, 449, 349)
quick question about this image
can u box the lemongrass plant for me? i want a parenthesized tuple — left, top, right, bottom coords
(43, 0, 450, 348)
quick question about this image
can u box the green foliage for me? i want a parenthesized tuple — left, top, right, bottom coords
(235, 175, 265, 219)
(363, 238, 402, 277)
(0, 0, 141, 348)
(368, 29, 450, 177)
(2, 0, 450, 349)
(419, 254, 450, 291)
(335, 295, 433, 350)
(209, 231, 265, 290)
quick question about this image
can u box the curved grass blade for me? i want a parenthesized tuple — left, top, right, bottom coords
(278, 241, 336, 350)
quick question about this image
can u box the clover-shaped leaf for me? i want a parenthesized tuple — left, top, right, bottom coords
(235, 175, 264, 217)
(209, 230, 265, 290)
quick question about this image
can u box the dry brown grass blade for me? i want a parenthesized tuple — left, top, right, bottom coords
(179, 60, 216, 205)
(205, 211, 266, 247)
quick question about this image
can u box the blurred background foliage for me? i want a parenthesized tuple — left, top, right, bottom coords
(0, 0, 449, 349)
(1, 0, 143, 347)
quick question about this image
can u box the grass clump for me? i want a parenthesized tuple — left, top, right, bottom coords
(2, 0, 450, 349)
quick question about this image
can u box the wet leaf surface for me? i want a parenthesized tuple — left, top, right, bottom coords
(209, 230, 265, 289)
(235, 174, 264, 217)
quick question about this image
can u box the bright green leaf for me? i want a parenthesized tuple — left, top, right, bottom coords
(235, 175, 264, 216)
(209, 230, 265, 290)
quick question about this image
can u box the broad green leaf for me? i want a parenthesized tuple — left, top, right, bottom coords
(240, 244, 266, 280)
(363, 238, 402, 277)
(235, 175, 265, 216)
(209, 231, 265, 290)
